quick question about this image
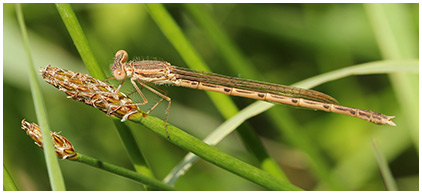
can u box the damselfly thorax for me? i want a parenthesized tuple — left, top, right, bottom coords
(110, 50, 396, 137)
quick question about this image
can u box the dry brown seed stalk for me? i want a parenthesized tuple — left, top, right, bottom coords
(21, 119, 77, 160)
(40, 65, 141, 121)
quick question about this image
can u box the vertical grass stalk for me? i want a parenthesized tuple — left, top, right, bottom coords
(16, 3, 66, 191)
(55, 3, 155, 183)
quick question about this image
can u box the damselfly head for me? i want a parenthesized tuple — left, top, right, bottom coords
(112, 50, 129, 81)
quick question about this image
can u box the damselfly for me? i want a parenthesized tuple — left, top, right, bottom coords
(110, 50, 396, 135)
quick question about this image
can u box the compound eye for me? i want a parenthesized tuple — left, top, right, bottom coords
(113, 69, 126, 81)
(115, 50, 128, 63)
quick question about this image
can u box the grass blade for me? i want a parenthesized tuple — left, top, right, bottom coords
(293, 60, 418, 88)
(183, 3, 288, 181)
(183, 4, 261, 79)
(55, 3, 156, 185)
(371, 139, 398, 191)
(163, 100, 273, 185)
(134, 114, 301, 190)
(75, 153, 173, 190)
(55, 3, 105, 79)
(15, 3, 66, 191)
(3, 165, 18, 191)
(144, 3, 238, 118)
(112, 119, 155, 178)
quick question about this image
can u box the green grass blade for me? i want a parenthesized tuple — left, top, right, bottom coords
(371, 139, 398, 191)
(3, 165, 18, 191)
(131, 113, 301, 191)
(183, 3, 288, 181)
(55, 3, 105, 79)
(55, 3, 155, 182)
(267, 107, 344, 189)
(112, 119, 155, 178)
(144, 3, 238, 118)
(292, 60, 418, 88)
(164, 101, 274, 185)
(326, 128, 410, 190)
(183, 4, 261, 79)
(15, 4, 66, 191)
(75, 153, 173, 190)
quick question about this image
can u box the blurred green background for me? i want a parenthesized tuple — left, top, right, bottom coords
(3, 3, 418, 191)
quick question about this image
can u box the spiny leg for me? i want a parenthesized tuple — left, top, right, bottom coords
(99, 77, 147, 116)
(129, 78, 149, 106)
(124, 83, 162, 111)
(127, 90, 139, 97)
(137, 81, 169, 114)
(111, 78, 150, 108)
(128, 80, 171, 137)
(127, 85, 144, 97)
(106, 78, 150, 116)
(115, 80, 166, 121)
(136, 81, 172, 138)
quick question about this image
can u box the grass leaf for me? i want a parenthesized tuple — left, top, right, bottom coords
(371, 139, 398, 191)
(130, 112, 301, 191)
(3, 165, 18, 191)
(16, 3, 66, 191)
(55, 3, 155, 184)
(75, 153, 173, 190)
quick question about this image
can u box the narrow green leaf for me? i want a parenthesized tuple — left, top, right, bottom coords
(183, 3, 288, 181)
(55, 3, 105, 79)
(75, 153, 173, 190)
(293, 60, 418, 88)
(144, 3, 238, 118)
(55, 3, 155, 184)
(371, 139, 398, 191)
(15, 3, 66, 191)
(3, 165, 18, 191)
(130, 113, 301, 191)
(183, 3, 261, 79)
(112, 119, 155, 178)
